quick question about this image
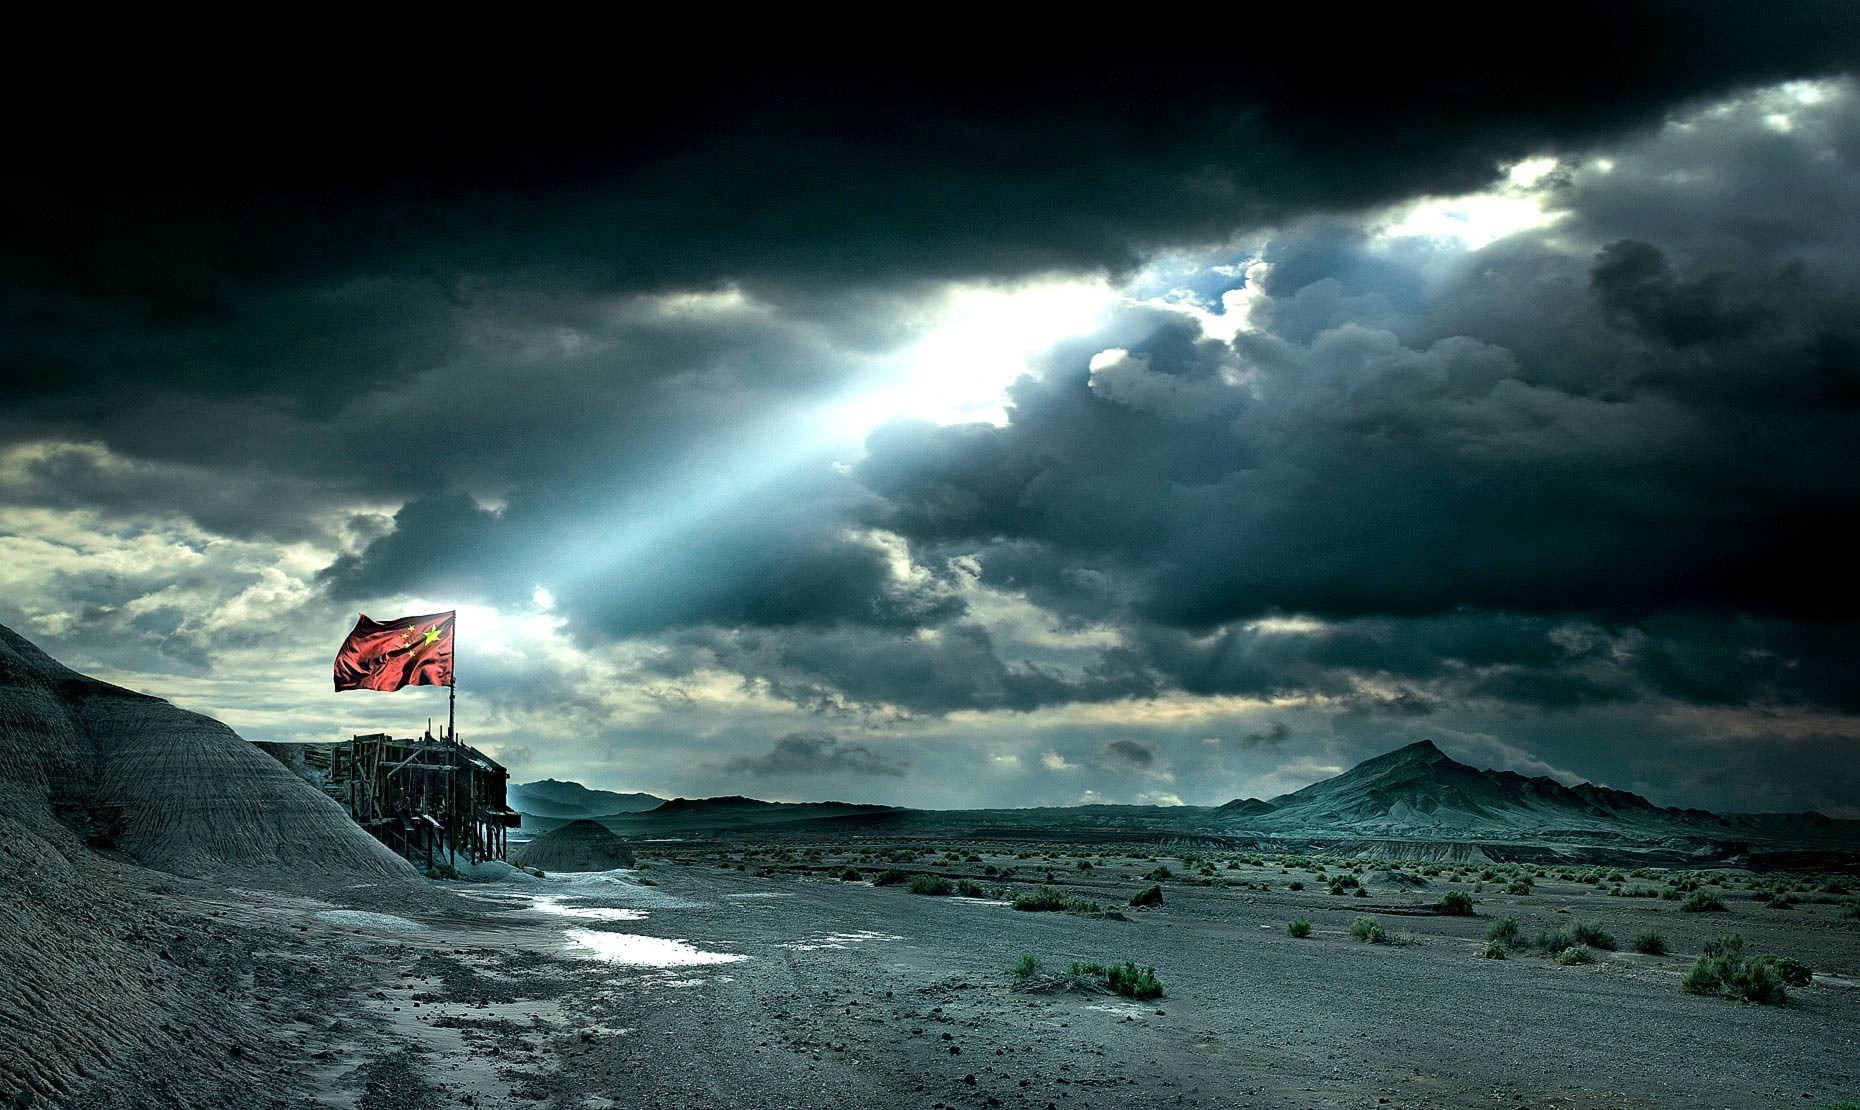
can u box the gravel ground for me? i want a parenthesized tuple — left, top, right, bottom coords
(15, 843, 1860, 1108)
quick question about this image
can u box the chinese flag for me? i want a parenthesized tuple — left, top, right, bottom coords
(333, 611, 455, 692)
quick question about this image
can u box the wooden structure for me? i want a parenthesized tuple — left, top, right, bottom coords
(259, 730, 520, 869)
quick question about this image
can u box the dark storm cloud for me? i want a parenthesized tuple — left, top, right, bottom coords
(719, 733, 910, 779)
(1239, 721, 1292, 751)
(1103, 740, 1157, 769)
(8, 12, 1860, 415)
(7, 26, 1860, 816)
(678, 621, 1158, 717)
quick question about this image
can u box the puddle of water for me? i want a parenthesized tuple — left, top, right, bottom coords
(780, 930, 903, 951)
(531, 897, 648, 922)
(314, 909, 426, 931)
(565, 928, 747, 967)
(724, 892, 794, 899)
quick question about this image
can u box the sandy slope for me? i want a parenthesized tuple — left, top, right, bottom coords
(0, 623, 441, 1106)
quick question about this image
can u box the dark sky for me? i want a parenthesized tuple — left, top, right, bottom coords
(5, 18, 1860, 814)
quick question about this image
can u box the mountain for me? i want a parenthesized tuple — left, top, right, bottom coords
(508, 778, 664, 819)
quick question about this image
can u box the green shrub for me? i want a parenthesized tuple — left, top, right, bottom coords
(1350, 917, 1386, 944)
(956, 878, 986, 898)
(1288, 916, 1312, 938)
(1632, 928, 1667, 955)
(1505, 878, 1533, 895)
(838, 867, 864, 882)
(1682, 934, 1795, 1004)
(1067, 961, 1107, 976)
(1557, 946, 1593, 965)
(1288, 880, 1305, 891)
(1481, 941, 1506, 959)
(1011, 886, 1071, 912)
(1129, 884, 1164, 908)
(873, 869, 909, 886)
(1681, 891, 1727, 912)
(1104, 961, 1163, 1000)
(1571, 923, 1616, 950)
(1012, 953, 1041, 979)
(1437, 891, 1476, 916)
(1486, 916, 1521, 946)
(1143, 866, 1173, 881)
(907, 874, 953, 896)
(1772, 956, 1813, 988)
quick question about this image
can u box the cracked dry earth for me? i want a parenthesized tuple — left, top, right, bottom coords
(34, 852, 1860, 1109)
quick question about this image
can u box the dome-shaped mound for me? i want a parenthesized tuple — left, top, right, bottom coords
(511, 818, 636, 871)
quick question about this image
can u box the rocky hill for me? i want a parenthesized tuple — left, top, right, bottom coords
(508, 778, 664, 819)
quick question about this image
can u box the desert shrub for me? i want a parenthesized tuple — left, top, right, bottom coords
(1571, 923, 1616, 950)
(1013, 953, 1041, 979)
(1773, 956, 1814, 988)
(907, 874, 953, 896)
(957, 879, 986, 898)
(1557, 946, 1593, 965)
(1505, 879, 1533, 895)
(1437, 891, 1476, 916)
(1129, 884, 1164, 908)
(1011, 886, 1071, 912)
(838, 867, 864, 882)
(1350, 917, 1386, 944)
(1486, 916, 1521, 946)
(1331, 874, 1360, 892)
(1288, 881, 1305, 891)
(1632, 928, 1667, 955)
(1682, 892, 1727, 913)
(1682, 934, 1795, 1004)
(1066, 961, 1107, 976)
(1288, 917, 1312, 938)
(1768, 892, 1799, 910)
(1104, 961, 1163, 1000)
(873, 869, 910, 886)
(1144, 866, 1173, 881)
(1481, 941, 1506, 959)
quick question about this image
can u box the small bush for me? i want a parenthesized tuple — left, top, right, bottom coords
(1013, 953, 1041, 979)
(1557, 946, 1593, 965)
(907, 874, 953, 896)
(1104, 961, 1164, 1000)
(1772, 956, 1813, 988)
(1505, 878, 1533, 895)
(1481, 941, 1506, 959)
(1288, 916, 1312, 938)
(1682, 934, 1796, 1004)
(1486, 916, 1521, 946)
(1632, 928, 1667, 956)
(1288, 880, 1305, 891)
(956, 878, 986, 898)
(1011, 886, 1071, 912)
(873, 869, 910, 886)
(838, 867, 864, 882)
(1681, 891, 1727, 913)
(1571, 923, 1616, 951)
(1437, 891, 1476, 916)
(1129, 884, 1164, 908)
(1350, 917, 1386, 944)
(1143, 866, 1173, 881)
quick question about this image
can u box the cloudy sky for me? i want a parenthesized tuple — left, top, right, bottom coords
(6, 25, 1860, 815)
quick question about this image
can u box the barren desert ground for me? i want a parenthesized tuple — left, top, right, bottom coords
(105, 842, 1860, 1110)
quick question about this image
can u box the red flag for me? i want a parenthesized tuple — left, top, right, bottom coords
(333, 611, 455, 692)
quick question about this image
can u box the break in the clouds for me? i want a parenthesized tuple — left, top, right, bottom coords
(5, 32, 1860, 816)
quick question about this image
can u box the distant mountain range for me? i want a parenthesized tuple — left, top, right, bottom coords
(514, 741, 1860, 866)
(507, 779, 666, 819)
